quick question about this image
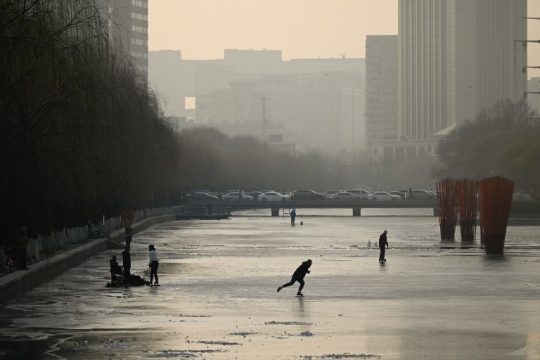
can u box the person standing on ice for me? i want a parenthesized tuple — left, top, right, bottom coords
(290, 209, 297, 226)
(148, 244, 159, 285)
(277, 259, 312, 296)
(379, 230, 388, 263)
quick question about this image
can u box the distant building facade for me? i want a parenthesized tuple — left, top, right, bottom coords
(398, 0, 527, 141)
(104, 0, 149, 79)
(365, 35, 398, 142)
(149, 49, 365, 152)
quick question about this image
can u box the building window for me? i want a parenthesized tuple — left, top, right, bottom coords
(131, 0, 148, 8)
(131, 26, 147, 33)
(185, 97, 196, 110)
(130, 51, 148, 59)
(130, 12, 148, 21)
(131, 38, 148, 46)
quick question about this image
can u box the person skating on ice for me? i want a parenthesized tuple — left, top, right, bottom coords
(379, 230, 388, 263)
(277, 259, 312, 296)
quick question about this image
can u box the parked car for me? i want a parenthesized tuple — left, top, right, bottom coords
(325, 190, 341, 199)
(331, 191, 358, 201)
(345, 189, 373, 200)
(221, 192, 254, 202)
(259, 192, 290, 202)
(513, 191, 532, 202)
(246, 191, 263, 201)
(389, 190, 407, 199)
(190, 190, 210, 194)
(407, 190, 435, 200)
(186, 192, 219, 201)
(372, 191, 401, 201)
(290, 190, 325, 201)
(353, 184, 372, 192)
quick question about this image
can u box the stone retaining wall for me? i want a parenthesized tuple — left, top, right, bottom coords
(0, 214, 175, 304)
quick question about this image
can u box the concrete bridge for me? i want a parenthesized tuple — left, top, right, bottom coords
(186, 199, 540, 218)
(187, 199, 440, 217)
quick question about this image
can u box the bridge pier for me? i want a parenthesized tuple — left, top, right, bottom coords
(271, 207, 280, 217)
(433, 207, 440, 217)
(353, 206, 362, 217)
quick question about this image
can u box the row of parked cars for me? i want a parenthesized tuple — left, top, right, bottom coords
(186, 189, 437, 202)
(186, 190, 290, 202)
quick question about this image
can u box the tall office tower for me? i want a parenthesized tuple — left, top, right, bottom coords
(528, 77, 540, 114)
(366, 35, 398, 142)
(105, 0, 149, 79)
(398, 0, 527, 141)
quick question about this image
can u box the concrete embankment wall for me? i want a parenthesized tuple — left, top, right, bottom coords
(0, 214, 175, 305)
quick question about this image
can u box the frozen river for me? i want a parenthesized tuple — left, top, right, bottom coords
(1, 209, 540, 359)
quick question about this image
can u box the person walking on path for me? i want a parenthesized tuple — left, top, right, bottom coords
(277, 259, 312, 296)
(148, 244, 159, 285)
(122, 246, 131, 285)
(379, 230, 388, 263)
(290, 209, 297, 226)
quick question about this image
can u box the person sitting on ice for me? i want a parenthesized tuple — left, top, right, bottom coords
(109, 255, 123, 286)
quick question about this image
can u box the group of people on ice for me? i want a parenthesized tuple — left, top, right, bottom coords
(108, 223, 388, 296)
(108, 226, 159, 287)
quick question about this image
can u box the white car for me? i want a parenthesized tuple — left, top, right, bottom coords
(331, 191, 358, 201)
(221, 192, 254, 202)
(259, 192, 290, 202)
(345, 189, 373, 200)
(513, 192, 532, 202)
(372, 191, 401, 201)
(325, 190, 341, 199)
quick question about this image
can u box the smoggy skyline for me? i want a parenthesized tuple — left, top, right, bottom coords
(149, 0, 540, 79)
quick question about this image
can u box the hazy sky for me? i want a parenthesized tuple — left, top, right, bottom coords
(149, 0, 540, 77)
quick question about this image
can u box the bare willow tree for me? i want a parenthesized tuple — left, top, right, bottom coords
(0, 0, 176, 240)
(0, 0, 377, 243)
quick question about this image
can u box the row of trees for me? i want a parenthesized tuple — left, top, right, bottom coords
(0, 0, 374, 242)
(434, 100, 540, 200)
(0, 0, 177, 240)
(4, 1, 535, 244)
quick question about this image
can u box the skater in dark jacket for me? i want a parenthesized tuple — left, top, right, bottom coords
(277, 259, 312, 296)
(379, 230, 388, 263)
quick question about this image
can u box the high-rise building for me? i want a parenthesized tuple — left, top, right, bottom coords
(528, 77, 540, 114)
(104, 0, 149, 79)
(398, 0, 527, 141)
(366, 35, 398, 142)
